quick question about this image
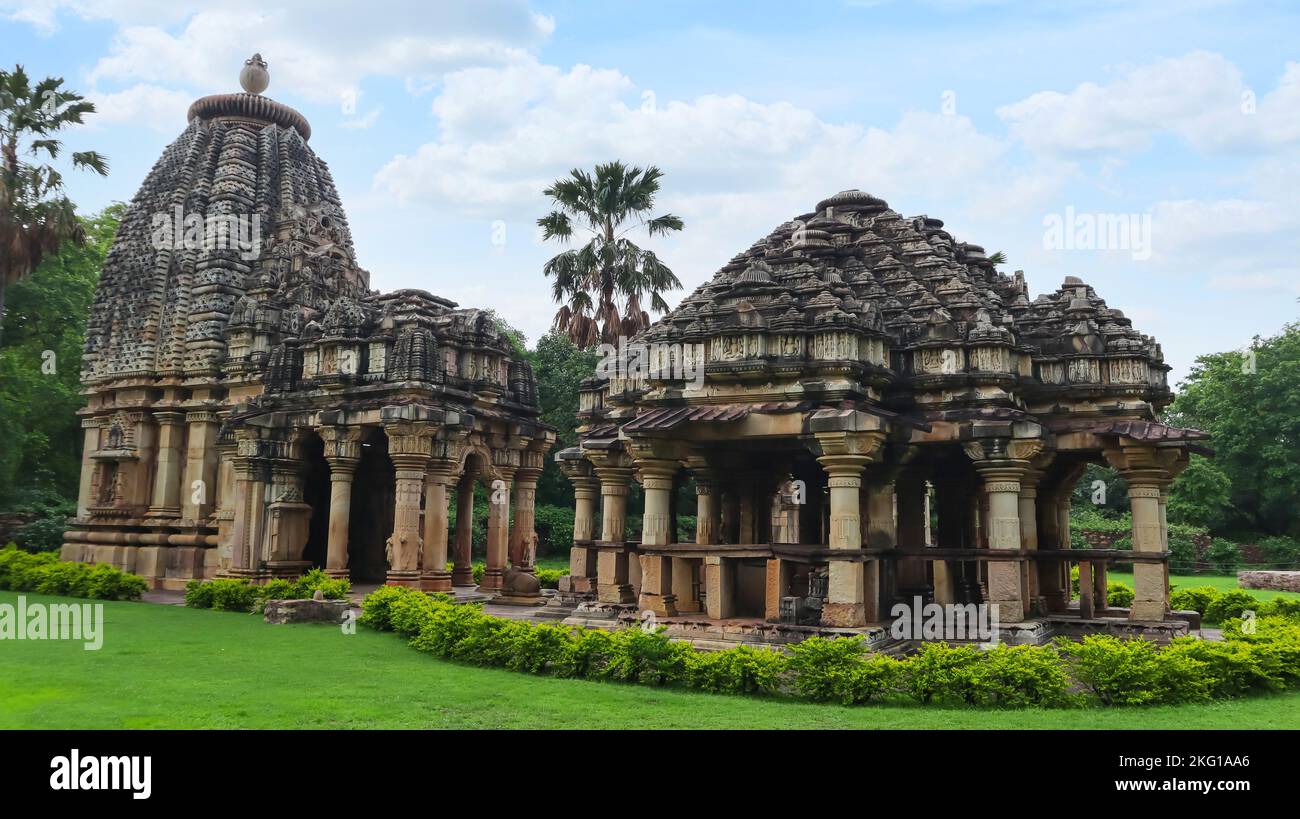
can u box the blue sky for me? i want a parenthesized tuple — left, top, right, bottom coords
(4, 0, 1298, 385)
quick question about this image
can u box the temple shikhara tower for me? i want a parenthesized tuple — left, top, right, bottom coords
(64, 56, 554, 602)
(558, 189, 1208, 644)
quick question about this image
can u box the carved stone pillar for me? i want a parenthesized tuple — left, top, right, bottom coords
(1105, 445, 1186, 621)
(319, 426, 363, 579)
(559, 455, 598, 587)
(180, 410, 221, 523)
(670, 469, 718, 613)
(147, 410, 187, 518)
(815, 428, 885, 628)
(965, 437, 1041, 624)
(818, 453, 870, 627)
(510, 450, 543, 571)
(75, 419, 102, 519)
(384, 421, 434, 587)
(637, 458, 678, 616)
(227, 430, 268, 574)
(480, 468, 513, 592)
(594, 461, 634, 604)
(1018, 467, 1044, 614)
(325, 462, 356, 577)
(452, 470, 477, 587)
(421, 460, 457, 591)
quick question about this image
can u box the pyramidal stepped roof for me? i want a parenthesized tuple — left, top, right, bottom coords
(644, 189, 1167, 369)
(83, 54, 364, 382)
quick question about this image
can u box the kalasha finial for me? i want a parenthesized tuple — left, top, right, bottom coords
(240, 53, 269, 95)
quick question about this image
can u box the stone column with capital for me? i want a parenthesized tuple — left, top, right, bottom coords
(636, 457, 678, 616)
(1018, 466, 1044, 614)
(147, 410, 187, 518)
(1104, 445, 1185, 621)
(814, 427, 886, 628)
(1128, 481, 1167, 620)
(420, 459, 457, 591)
(965, 437, 1041, 624)
(558, 454, 598, 592)
(319, 426, 363, 579)
(509, 446, 545, 572)
(673, 468, 719, 613)
(818, 454, 871, 627)
(480, 468, 514, 592)
(75, 419, 102, 519)
(383, 421, 435, 587)
(180, 410, 221, 524)
(452, 470, 477, 587)
(593, 458, 635, 604)
(227, 430, 268, 575)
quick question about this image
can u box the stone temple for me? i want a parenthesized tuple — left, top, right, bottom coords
(556, 188, 1209, 644)
(62, 56, 555, 602)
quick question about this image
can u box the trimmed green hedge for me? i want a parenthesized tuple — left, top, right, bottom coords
(0, 546, 147, 600)
(358, 585, 1300, 708)
(1168, 585, 1300, 624)
(184, 568, 351, 613)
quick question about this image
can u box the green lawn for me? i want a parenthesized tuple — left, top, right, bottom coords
(3, 591, 1300, 729)
(1108, 572, 1300, 602)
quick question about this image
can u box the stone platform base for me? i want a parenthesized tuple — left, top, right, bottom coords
(561, 601, 639, 629)
(1238, 570, 1300, 593)
(1047, 615, 1190, 645)
(493, 591, 549, 607)
(450, 585, 493, 603)
(263, 598, 350, 625)
(660, 617, 896, 653)
(60, 542, 217, 590)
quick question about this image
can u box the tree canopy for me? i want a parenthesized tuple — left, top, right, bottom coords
(0, 65, 109, 338)
(538, 161, 683, 347)
(1167, 322, 1300, 538)
(0, 203, 120, 514)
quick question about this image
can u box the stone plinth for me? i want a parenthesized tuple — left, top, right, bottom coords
(263, 598, 351, 625)
(1238, 571, 1300, 593)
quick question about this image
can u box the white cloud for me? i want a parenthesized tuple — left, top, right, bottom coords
(997, 51, 1300, 157)
(371, 57, 1071, 303)
(85, 83, 191, 132)
(5, 1, 554, 103)
(1207, 274, 1300, 293)
(340, 108, 382, 130)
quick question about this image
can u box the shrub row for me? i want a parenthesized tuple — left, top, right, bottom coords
(0, 546, 148, 600)
(359, 585, 1300, 708)
(184, 568, 351, 612)
(440, 561, 564, 589)
(1169, 585, 1300, 624)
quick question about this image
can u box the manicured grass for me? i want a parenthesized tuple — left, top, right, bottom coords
(3, 591, 1299, 729)
(1107, 572, 1300, 602)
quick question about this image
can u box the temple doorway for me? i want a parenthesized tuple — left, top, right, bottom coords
(300, 432, 330, 568)
(348, 427, 395, 582)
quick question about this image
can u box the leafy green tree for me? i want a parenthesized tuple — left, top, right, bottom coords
(1169, 322, 1300, 538)
(1166, 455, 1233, 530)
(538, 161, 683, 347)
(528, 331, 600, 507)
(0, 66, 109, 339)
(1070, 463, 1129, 517)
(0, 204, 120, 534)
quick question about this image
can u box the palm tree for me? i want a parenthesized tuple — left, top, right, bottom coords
(0, 66, 108, 340)
(987, 250, 1007, 267)
(538, 161, 683, 347)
